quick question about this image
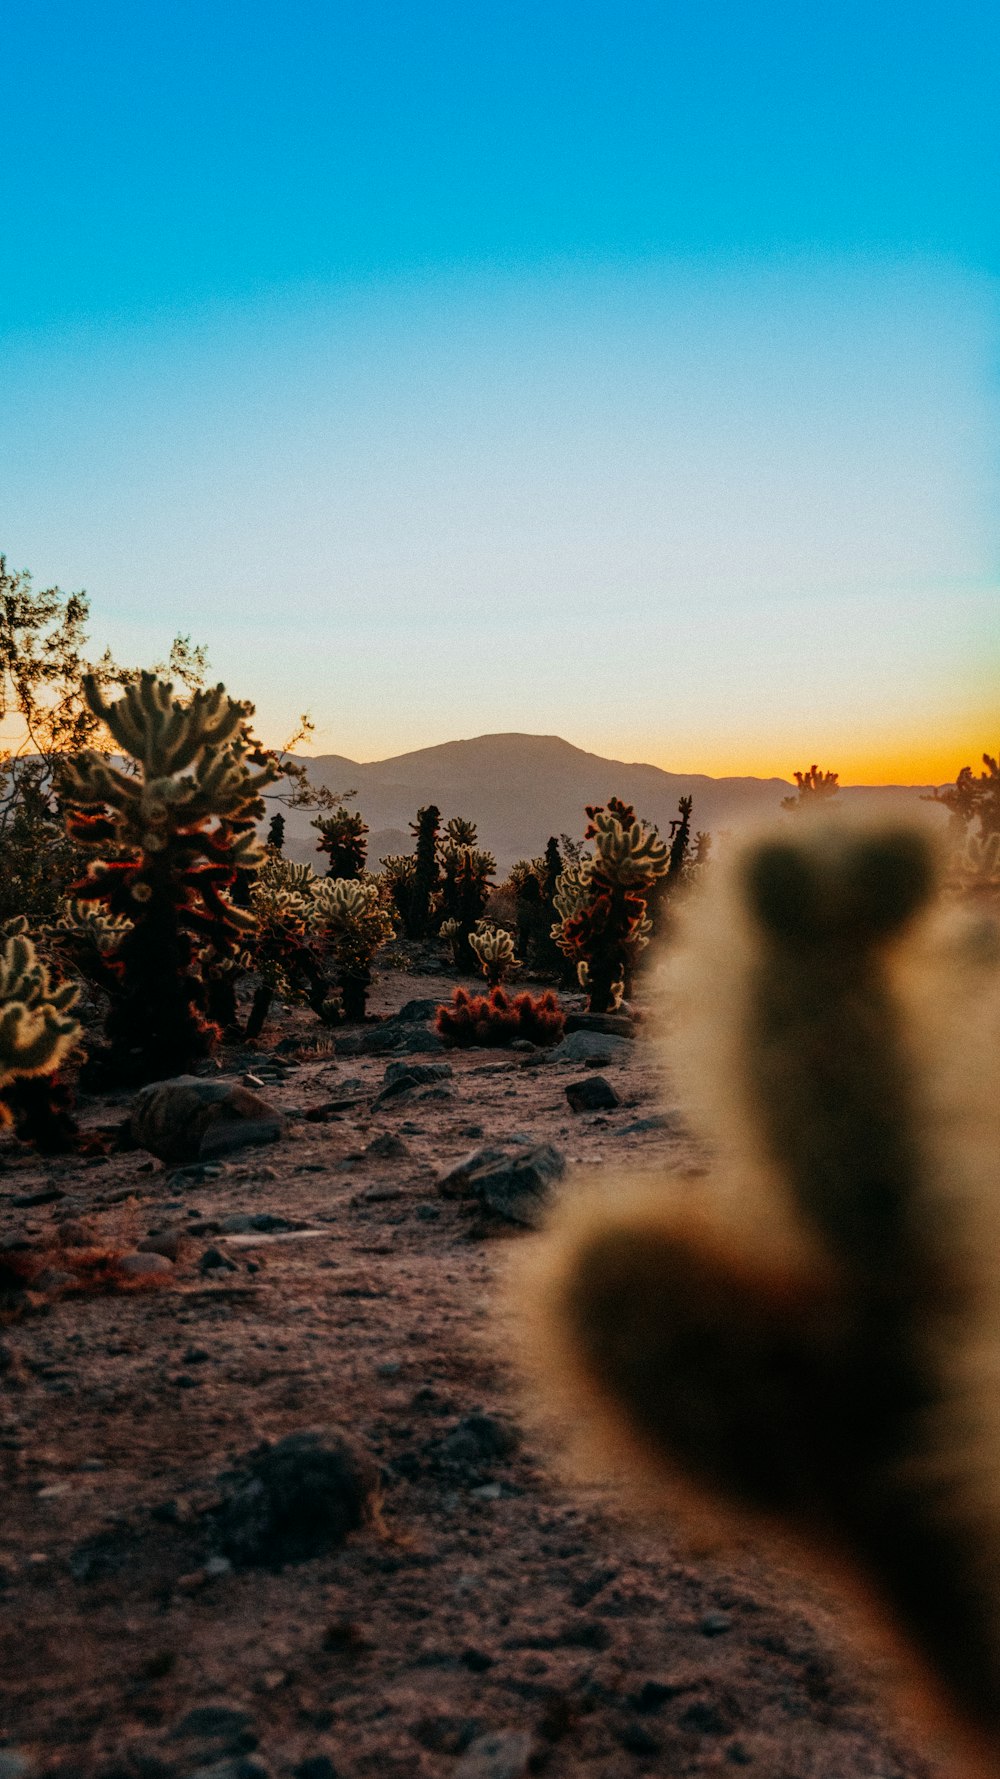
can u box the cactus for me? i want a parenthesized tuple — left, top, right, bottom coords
(436, 985, 565, 1048)
(312, 805, 368, 879)
(61, 673, 278, 1081)
(517, 818, 1000, 1763)
(0, 930, 81, 1150)
(947, 830, 1000, 902)
(781, 763, 840, 811)
(266, 811, 286, 853)
(552, 805, 669, 1011)
(468, 923, 519, 987)
(307, 875, 394, 1020)
(406, 804, 441, 939)
(246, 854, 331, 1038)
(439, 824, 497, 970)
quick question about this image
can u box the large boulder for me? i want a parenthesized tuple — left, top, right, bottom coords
(129, 1076, 285, 1164)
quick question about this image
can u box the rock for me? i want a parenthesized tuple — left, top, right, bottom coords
(0, 1752, 30, 1779)
(12, 1185, 64, 1207)
(436, 1146, 510, 1198)
(565, 1075, 620, 1112)
(217, 1213, 298, 1235)
(365, 1132, 409, 1159)
(437, 1143, 565, 1227)
(563, 1012, 635, 1037)
(130, 1077, 284, 1165)
(138, 1230, 184, 1261)
(294, 1760, 341, 1779)
(211, 1429, 379, 1567)
(171, 1704, 255, 1742)
(118, 1251, 174, 1278)
(618, 1112, 684, 1135)
(549, 1031, 630, 1066)
(199, 1246, 238, 1274)
(186, 1762, 269, 1779)
(56, 1219, 94, 1248)
(435, 1414, 520, 1471)
(454, 1730, 534, 1779)
(374, 1060, 453, 1105)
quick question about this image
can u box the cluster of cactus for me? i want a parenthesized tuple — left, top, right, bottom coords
(380, 808, 495, 962)
(468, 922, 519, 987)
(245, 854, 329, 1037)
(511, 837, 569, 977)
(60, 673, 277, 1081)
(307, 875, 395, 1019)
(312, 804, 368, 878)
(552, 800, 670, 1010)
(0, 926, 81, 1151)
(436, 985, 565, 1048)
(780, 762, 840, 811)
(518, 818, 1000, 1769)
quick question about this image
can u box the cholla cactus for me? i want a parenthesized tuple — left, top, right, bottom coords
(0, 930, 81, 1150)
(308, 875, 395, 1020)
(436, 985, 565, 1048)
(0, 932, 79, 1092)
(517, 819, 1000, 1768)
(552, 806, 669, 1011)
(469, 923, 519, 988)
(439, 832, 496, 970)
(312, 805, 368, 879)
(245, 855, 330, 1038)
(55, 898, 132, 957)
(61, 673, 278, 1082)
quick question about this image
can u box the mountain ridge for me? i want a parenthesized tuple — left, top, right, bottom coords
(275, 732, 945, 873)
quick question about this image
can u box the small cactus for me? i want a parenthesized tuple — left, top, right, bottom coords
(552, 806, 669, 1011)
(0, 930, 81, 1150)
(436, 985, 565, 1048)
(468, 923, 519, 987)
(307, 875, 395, 1020)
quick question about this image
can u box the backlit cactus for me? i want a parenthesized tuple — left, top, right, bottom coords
(0, 930, 81, 1149)
(552, 805, 669, 1011)
(517, 817, 1000, 1769)
(440, 823, 497, 970)
(307, 875, 395, 1020)
(312, 805, 368, 879)
(436, 985, 565, 1048)
(61, 673, 278, 1081)
(468, 923, 519, 988)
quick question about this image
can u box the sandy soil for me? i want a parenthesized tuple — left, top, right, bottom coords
(0, 968, 939, 1779)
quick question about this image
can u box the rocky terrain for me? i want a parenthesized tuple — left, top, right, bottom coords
(0, 968, 938, 1779)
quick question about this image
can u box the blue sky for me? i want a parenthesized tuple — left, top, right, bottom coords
(2, 1, 998, 778)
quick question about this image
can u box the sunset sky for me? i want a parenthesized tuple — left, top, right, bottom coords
(2, 1, 997, 784)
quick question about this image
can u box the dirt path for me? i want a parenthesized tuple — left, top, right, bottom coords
(0, 973, 935, 1778)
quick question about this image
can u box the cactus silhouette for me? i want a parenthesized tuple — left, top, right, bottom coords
(61, 673, 277, 1081)
(518, 819, 1000, 1772)
(312, 805, 368, 879)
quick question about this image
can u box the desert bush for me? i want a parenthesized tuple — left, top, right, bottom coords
(60, 673, 277, 1082)
(552, 802, 669, 1011)
(436, 985, 565, 1047)
(516, 817, 1000, 1770)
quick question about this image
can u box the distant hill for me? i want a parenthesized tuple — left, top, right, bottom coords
(271, 733, 946, 875)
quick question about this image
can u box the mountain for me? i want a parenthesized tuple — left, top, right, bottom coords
(271, 733, 945, 874)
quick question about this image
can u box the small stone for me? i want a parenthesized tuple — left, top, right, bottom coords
(130, 1076, 284, 1165)
(138, 1230, 184, 1261)
(119, 1250, 175, 1278)
(454, 1730, 534, 1779)
(565, 1076, 620, 1113)
(170, 1703, 255, 1740)
(549, 1030, 629, 1066)
(199, 1247, 237, 1274)
(618, 1113, 684, 1135)
(699, 1610, 732, 1636)
(415, 1204, 440, 1221)
(0, 1752, 30, 1779)
(56, 1219, 94, 1248)
(212, 1428, 379, 1567)
(12, 1186, 64, 1207)
(294, 1760, 341, 1779)
(365, 1132, 408, 1159)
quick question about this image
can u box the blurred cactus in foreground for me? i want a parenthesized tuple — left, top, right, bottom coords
(516, 817, 1000, 1774)
(61, 673, 277, 1081)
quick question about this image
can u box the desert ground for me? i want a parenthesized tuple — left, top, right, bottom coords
(0, 964, 938, 1779)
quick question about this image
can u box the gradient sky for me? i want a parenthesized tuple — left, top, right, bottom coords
(2, 1, 998, 782)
